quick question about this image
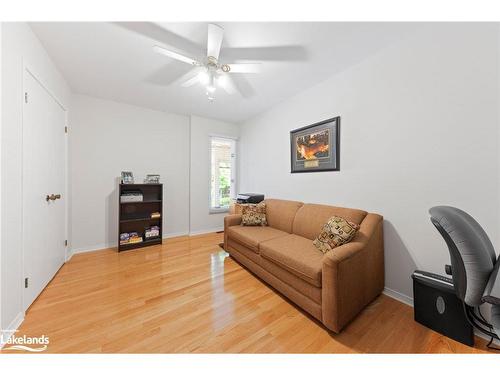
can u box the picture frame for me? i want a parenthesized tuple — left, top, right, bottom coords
(121, 171, 134, 184)
(144, 174, 160, 184)
(290, 116, 340, 173)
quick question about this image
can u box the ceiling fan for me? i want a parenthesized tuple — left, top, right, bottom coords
(153, 24, 262, 101)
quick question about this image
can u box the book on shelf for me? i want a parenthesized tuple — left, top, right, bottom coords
(121, 238, 143, 245)
(120, 232, 130, 241)
(145, 225, 160, 239)
(120, 231, 143, 245)
(120, 190, 143, 203)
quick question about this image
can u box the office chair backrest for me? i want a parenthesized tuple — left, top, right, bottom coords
(429, 206, 497, 306)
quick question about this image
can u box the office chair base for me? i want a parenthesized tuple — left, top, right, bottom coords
(463, 304, 500, 343)
(412, 270, 474, 347)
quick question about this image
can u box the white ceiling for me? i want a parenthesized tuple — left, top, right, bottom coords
(30, 22, 421, 123)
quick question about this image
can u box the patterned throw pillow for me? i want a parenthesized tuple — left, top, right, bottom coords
(313, 216, 359, 254)
(241, 203, 268, 226)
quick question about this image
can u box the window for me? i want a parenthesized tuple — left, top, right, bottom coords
(209, 136, 237, 213)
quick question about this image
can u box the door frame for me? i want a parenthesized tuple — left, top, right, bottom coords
(21, 61, 69, 312)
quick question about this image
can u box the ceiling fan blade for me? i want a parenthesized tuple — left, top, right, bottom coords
(172, 67, 203, 88)
(222, 45, 307, 61)
(153, 45, 199, 66)
(115, 22, 202, 58)
(227, 63, 262, 73)
(207, 24, 224, 60)
(181, 73, 201, 88)
(219, 74, 255, 98)
(218, 74, 239, 96)
(230, 75, 256, 98)
(146, 60, 195, 87)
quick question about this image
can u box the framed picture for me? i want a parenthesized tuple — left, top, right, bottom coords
(121, 171, 134, 184)
(290, 116, 340, 173)
(144, 174, 160, 184)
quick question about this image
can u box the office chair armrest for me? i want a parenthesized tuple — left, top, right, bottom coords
(483, 254, 500, 305)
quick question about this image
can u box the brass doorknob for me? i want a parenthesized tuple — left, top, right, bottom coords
(46, 194, 61, 202)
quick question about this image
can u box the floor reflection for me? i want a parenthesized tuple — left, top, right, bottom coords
(210, 250, 234, 331)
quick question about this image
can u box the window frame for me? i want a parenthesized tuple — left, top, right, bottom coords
(208, 134, 238, 214)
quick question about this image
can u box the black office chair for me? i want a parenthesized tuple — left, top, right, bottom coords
(429, 206, 500, 347)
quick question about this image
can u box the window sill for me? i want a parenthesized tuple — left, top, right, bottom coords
(209, 208, 229, 215)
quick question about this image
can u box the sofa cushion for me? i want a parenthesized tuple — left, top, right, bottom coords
(229, 248, 323, 320)
(292, 203, 367, 240)
(260, 234, 323, 287)
(227, 225, 289, 253)
(259, 257, 322, 303)
(264, 199, 304, 233)
(313, 216, 359, 254)
(241, 202, 268, 226)
(227, 238, 262, 265)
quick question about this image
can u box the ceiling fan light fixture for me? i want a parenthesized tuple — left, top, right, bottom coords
(153, 23, 263, 100)
(198, 71, 209, 85)
(206, 73, 216, 93)
(217, 74, 227, 86)
(206, 92, 215, 101)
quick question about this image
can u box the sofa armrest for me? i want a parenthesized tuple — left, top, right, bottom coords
(224, 214, 242, 251)
(321, 213, 384, 332)
(225, 214, 242, 228)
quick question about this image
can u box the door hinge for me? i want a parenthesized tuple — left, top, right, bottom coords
(65, 239, 68, 246)
(65, 126, 68, 134)
(24, 277, 29, 288)
(25, 92, 28, 103)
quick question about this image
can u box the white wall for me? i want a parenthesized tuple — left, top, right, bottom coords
(69, 94, 191, 252)
(1, 23, 71, 332)
(69, 100, 240, 250)
(0, 22, 3, 336)
(239, 23, 499, 302)
(190, 115, 239, 235)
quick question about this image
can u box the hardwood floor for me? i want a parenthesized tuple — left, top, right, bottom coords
(3, 232, 493, 353)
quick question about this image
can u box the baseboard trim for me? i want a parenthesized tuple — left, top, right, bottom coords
(383, 287, 413, 307)
(189, 227, 224, 236)
(0, 311, 25, 350)
(163, 231, 189, 239)
(71, 231, 194, 253)
(71, 242, 114, 255)
(70, 232, 193, 257)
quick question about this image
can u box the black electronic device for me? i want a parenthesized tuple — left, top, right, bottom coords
(412, 270, 474, 346)
(236, 193, 265, 204)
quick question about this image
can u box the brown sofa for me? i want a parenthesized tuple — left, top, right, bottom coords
(224, 198, 384, 333)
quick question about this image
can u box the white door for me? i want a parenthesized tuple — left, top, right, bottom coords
(23, 69, 66, 310)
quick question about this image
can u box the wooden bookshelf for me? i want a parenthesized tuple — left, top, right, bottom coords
(118, 183, 163, 252)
